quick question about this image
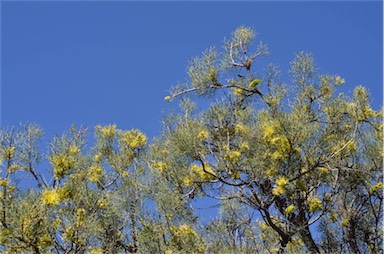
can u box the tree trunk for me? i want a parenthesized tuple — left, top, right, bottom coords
(299, 225, 320, 254)
(347, 219, 361, 254)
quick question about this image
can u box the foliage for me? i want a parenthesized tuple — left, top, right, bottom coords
(0, 27, 382, 253)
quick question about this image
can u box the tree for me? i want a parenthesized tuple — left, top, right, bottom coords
(0, 26, 382, 253)
(154, 26, 383, 253)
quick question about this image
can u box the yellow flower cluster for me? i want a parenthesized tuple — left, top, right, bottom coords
(370, 182, 383, 193)
(261, 120, 293, 160)
(262, 122, 276, 140)
(76, 208, 86, 226)
(266, 167, 278, 177)
(98, 124, 117, 140)
(270, 136, 290, 160)
(318, 166, 330, 175)
(93, 153, 103, 163)
(120, 129, 147, 149)
(50, 153, 75, 179)
(153, 161, 167, 172)
(182, 177, 193, 187)
(330, 213, 338, 222)
(335, 76, 345, 86)
(233, 88, 244, 96)
(191, 163, 215, 181)
(197, 130, 209, 140)
(285, 204, 296, 215)
(239, 141, 250, 151)
(272, 176, 289, 196)
(0, 179, 8, 187)
(88, 164, 104, 183)
(226, 150, 241, 164)
(276, 176, 289, 186)
(235, 123, 248, 134)
(57, 185, 73, 200)
(171, 224, 197, 238)
(308, 196, 322, 212)
(68, 145, 80, 155)
(8, 163, 19, 173)
(41, 189, 61, 206)
(89, 248, 104, 254)
(39, 233, 53, 247)
(340, 218, 350, 227)
(331, 140, 357, 155)
(3, 146, 16, 159)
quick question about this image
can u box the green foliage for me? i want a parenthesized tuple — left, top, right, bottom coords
(0, 27, 382, 253)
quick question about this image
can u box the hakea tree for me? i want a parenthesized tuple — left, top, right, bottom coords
(0, 123, 205, 254)
(0, 27, 382, 254)
(0, 124, 152, 253)
(154, 26, 383, 253)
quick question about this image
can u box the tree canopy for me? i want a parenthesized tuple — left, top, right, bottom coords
(0, 26, 382, 254)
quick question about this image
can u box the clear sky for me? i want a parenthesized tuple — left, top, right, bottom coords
(2, 1, 382, 141)
(1, 0, 383, 231)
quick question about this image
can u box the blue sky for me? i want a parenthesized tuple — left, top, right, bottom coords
(2, 1, 382, 142)
(0, 0, 383, 232)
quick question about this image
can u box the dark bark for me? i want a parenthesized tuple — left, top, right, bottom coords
(299, 225, 320, 254)
(346, 219, 361, 254)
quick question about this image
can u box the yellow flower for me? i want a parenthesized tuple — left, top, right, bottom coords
(93, 153, 103, 163)
(197, 130, 209, 140)
(318, 167, 330, 174)
(41, 189, 61, 206)
(266, 168, 278, 177)
(3, 146, 16, 159)
(262, 124, 275, 139)
(182, 177, 193, 187)
(50, 153, 75, 179)
(330, 213, 338, 222)
(98, 124, 117, 140)
(235, 124, 248, 134)
(234, 88, 244, 95)
(272, 185, 286, 196)
(370, 182, 383, 193)
(98, 198, 106, 208)
(171, 224, 197, 238)
(276, 176, 289, 187)
(226, 150, 241, 163)
(39, 233, 53, 247)
(239, 141, 250, 151)
(120, 129, 147, 149)
(0, 179, 8, 187)
(89, 248, 104, 254)
(88, 164, 104, 183)
(347, 141, 357, 152)
(8, 163, 19, 173)
(285, 204, 296, 215)
(272, 176, 289, 196)
(308, 196, 322, 212)
(68, 145, 80, 155)
(335, 76, 345, 86)
(164, 96, 171, 102)
(340, 218, 350, 227)
(153, 161, 167, 172)
(232, 171, 241, 180)
(191, 163, 215, 181)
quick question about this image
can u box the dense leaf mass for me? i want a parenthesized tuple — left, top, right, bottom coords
(0, 27, 382, 253)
